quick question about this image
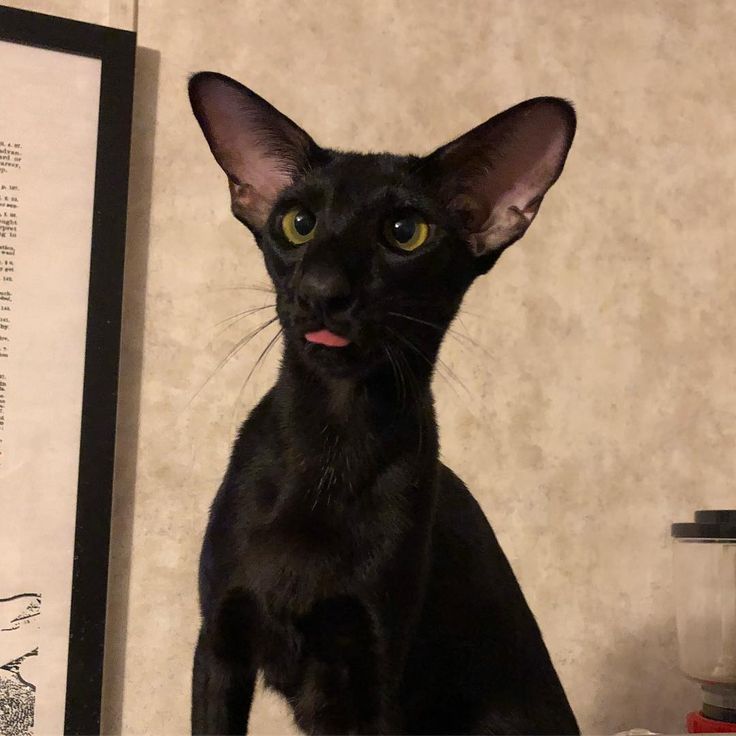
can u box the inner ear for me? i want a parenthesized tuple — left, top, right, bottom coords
(425, 97, 576, 257)
(188, 71, 324, 231)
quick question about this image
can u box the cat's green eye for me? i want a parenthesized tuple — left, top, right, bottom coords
(282, 207, 317, 245)
(385, 213, 430, 252)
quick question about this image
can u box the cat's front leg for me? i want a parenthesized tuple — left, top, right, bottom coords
(191, 627, 256, 735)
(192, 588, 261, 734)
(293, 596, 391, 734)
(293, 660, 388, 735)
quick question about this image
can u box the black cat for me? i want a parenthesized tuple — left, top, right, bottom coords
(188, 71, 578, 735)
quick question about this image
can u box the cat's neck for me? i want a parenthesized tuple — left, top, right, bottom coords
(275, 343, 435, 451)
(256, 344, 439, 508)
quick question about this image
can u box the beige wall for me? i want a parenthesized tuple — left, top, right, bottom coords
(8, 0, 736, 733)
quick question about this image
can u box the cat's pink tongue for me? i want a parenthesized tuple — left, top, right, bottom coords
(305, 329, 351, 347)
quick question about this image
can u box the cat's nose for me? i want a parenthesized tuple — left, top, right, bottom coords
(297, 263, 352, 315)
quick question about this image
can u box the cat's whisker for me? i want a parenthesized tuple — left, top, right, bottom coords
(430, 346, 475, 401)
(451, 314, 499, 365)
(397, 346, 410, 413)
(187, 315, 280, 408)
(388, 326, 471, 403)
(217, 316, 280, 375)
(447, 328, 495, 362)
(387, 311, 444, 332)
(456, 307, 483, 320)
(214, 303, 277, 328)
(437, 356, 473, 399)
(388, 310, 494, 361)
(312, 431, 336, 511)
(230, 325, 284, 427)
(204, 282, 276, 295)
(393, 343, 425, 457)
(213, 304, 277, 338)
(383, 343, 407, 413)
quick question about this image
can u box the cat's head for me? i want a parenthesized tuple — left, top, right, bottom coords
(189, 72, 575, 381)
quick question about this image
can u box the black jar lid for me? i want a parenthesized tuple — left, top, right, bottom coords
(671, 510, 736, 540)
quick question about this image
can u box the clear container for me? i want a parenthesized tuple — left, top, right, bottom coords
(672, 510, 736, 723)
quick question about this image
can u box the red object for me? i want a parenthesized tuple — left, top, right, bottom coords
(304, 329, 351, 347)
(688, 711, 736, 733)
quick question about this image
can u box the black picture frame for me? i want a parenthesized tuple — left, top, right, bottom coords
(0, 5, 135, 735)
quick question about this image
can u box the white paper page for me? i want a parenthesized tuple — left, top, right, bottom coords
(0, 39, 101, 736)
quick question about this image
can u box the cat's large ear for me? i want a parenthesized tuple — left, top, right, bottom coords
(425, 97, 576, 265)
(188, 71, 323, 231)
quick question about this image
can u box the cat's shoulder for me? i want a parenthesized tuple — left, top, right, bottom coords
(230, 386, 278, 451)
(436, 461, 499, 543)
(213, 386, 281, 492)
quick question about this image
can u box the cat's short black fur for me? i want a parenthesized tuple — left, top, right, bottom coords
(188, 71, 578, 735)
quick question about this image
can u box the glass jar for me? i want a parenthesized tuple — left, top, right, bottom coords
(672, 510, 736, 724)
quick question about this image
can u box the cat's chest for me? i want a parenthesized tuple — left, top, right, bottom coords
(242, 427, 376, 524)
(231, 441, 410, 603)
(238, 500, 370, 609)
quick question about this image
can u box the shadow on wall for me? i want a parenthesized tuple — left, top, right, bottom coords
(591, 613, 700, 734)
(100, 45, 160, 736)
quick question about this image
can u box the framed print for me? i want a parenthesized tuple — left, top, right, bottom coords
(0, 6, 135, 735)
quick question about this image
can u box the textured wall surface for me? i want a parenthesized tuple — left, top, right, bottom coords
(7, 0, 736, 733)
